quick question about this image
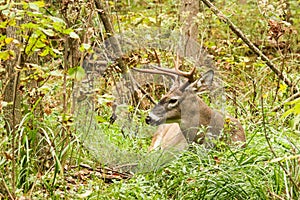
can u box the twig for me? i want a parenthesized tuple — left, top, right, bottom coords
(79, 163, 133, 179)
(134, 81, 156, 105)
(0, 170, 14, 200)
(271, 92, 300, 112)
(260, 90, 299, 192)
(94, 1, 115, 36)
(268, 191, 285, 200)
(94, 0, 125, 73)
(201, 0, 298, 94)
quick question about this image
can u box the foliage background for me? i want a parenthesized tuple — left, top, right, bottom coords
(0, 0, 299, 199)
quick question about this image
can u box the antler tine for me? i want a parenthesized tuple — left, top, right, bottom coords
(132, 65, 178, 81)
(174, 54, 196, 83)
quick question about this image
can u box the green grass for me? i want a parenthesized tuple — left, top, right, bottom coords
(87, 123, 299, 200)
(20, 116, 295, 199)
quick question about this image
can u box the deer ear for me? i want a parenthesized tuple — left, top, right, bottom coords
(184, 70, 214, 92)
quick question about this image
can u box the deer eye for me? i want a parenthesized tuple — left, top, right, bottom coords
(167, 97, 179, 109)
(169, 98, 178, 104)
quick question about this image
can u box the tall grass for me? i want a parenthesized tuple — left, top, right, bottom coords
(92, 121, 299, 199)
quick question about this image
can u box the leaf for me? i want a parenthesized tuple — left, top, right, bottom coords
(0, 50, 14, 60)
(0, 3, 9, 11)
(21, 22, 39, 29)
(49, 16, 65, 24)
(95, 116, 107, 123)
(5, 37, 13, 44)
(68, 66, 86, 81)
(35, 40, 46, 48)
(82, 43, 90, 49)
(41, 28, 54, 37)
(32, 1, 45, 8)
(284, 99, 300, 114)
(281, 99, 300, 126)
(51, 48, 63, 55)
(29, 3, 40, 11)
(79, 43, 91, 52)
(77, 190, 92, 198)
(69, 31, 79, 39)
(50, 70, 63, 77)
(39, 47, 49, 56)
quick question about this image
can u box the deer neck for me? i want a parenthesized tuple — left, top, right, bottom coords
(180, 94, 213, 142)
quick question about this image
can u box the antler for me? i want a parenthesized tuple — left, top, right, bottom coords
(173, 54, 196, 83)
(132, 65, 178, 81)
(133, 53, 197, 87)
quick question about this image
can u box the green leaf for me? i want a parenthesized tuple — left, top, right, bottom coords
(39, 47, 49, 56)
(79, 43, 91, 52)
(21, 22, 39, 29)
(33, 1, 45, 8)
(0, 51, 10, 60)
(95, 115, 107, 123)
(69, 31, 80, 39)
(68, 66, 86, 81)
(29, 3, 40, 11)
(62, 28, 73, 35)
(41, 28, 54, 37)
(281, 99, 300, 123)
(5, 37, 13, 44)
(35, 40, 46, 48)
(49, 16, 66, 24)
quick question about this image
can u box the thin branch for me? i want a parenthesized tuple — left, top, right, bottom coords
(0, 171, 14, 200)
(134, 81, 156, 105)
(271, 92, 300, 112)
(94, 0, 125, 72)
(94, 0, 115, 36)
(201, 0, 298, 94)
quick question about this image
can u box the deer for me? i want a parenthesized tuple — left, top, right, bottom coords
(148, 123, 188, 152)
(134, 55, 246, 149)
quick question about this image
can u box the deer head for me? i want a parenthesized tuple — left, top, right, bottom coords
(134, 55, 246, 146)
(145, 69, 214, 126)
(133, 55, 214, 141)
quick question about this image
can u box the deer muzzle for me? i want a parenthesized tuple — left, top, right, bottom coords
(146, 112, 164, 125)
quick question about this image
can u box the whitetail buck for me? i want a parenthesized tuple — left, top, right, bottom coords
(135, 56, 246, 149)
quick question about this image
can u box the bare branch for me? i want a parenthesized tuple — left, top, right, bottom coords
(271, 92, 300, 112)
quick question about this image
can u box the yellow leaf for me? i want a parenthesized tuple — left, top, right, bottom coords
(262, 93, 268, 99)
(279, 83, 287, 93)
(5, 37, 13, 44)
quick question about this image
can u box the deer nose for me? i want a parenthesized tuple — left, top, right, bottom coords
(145, 116, 151, 124)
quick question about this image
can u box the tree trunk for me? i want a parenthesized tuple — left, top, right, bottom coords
(3, 27, 22, 133)
(180, 0, 200, 41)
